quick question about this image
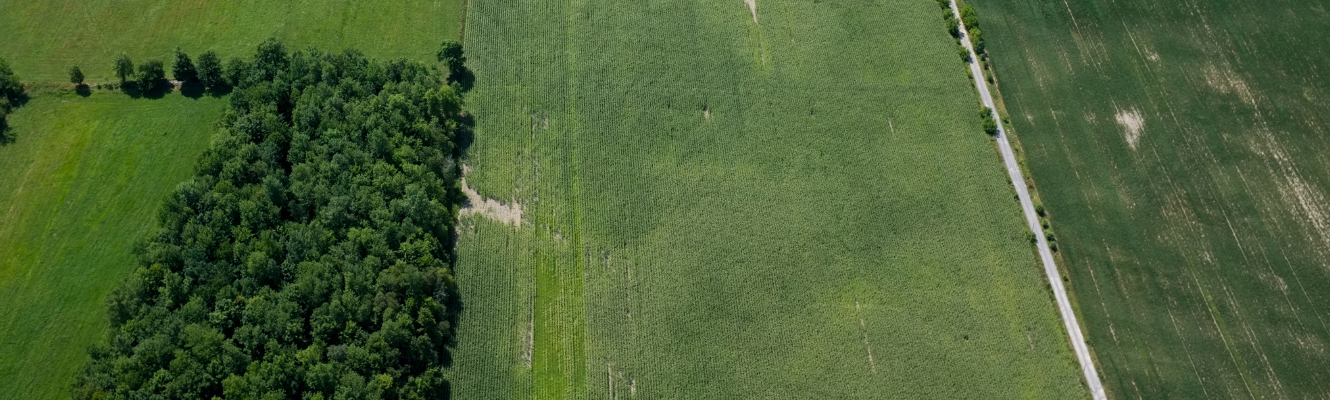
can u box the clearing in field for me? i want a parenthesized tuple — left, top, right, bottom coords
(0, 94, 226, 399)
(447, 0, 1088, 398)
(971, 0, 1330, 397)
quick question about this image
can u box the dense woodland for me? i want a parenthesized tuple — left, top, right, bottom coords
(72, 39, 472, 399)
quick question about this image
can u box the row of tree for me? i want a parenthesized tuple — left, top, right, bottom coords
(937, 1, 986, 58)
(72, 40, 472, 97)
(72, 39, 472, 400)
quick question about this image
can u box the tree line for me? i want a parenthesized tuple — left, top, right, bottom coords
(72, 39, 474, 400)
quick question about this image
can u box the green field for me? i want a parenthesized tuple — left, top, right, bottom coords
(0, 0, 463, 82)
(971, 0, 1330, 397)
(447, 0, 1087, 397)
(0, 94, 225, 399)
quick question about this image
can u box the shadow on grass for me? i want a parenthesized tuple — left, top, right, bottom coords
(75, 84, 91, 97)
(180, 81, 205, 99)
(121, 81, 172, 99)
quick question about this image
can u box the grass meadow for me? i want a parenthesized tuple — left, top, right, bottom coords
(447, 0, 1088, 397)
(971, 0, 1330, 397)
(0, 0, 463, 83)
(0, 94, 226, 399)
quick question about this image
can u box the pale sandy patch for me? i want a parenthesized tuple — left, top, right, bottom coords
(459, 165, 522, 227)
(1202, 63, 1257, 106)
(1114, 107, 1145, 150)
(743, 0, 757, 23)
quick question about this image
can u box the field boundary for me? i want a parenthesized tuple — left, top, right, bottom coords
(948, 1, 1107, 399)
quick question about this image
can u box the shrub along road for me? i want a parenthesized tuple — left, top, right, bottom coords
(948, 1, 1106, 399)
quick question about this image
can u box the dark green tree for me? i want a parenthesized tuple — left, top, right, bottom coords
(113, 53, 134, 84)
(223, 57, 249, 87)
(137, 60, 166, 90)
(172, 48, 196, 82)
(944, 10, 960, 38)
(437, 40, 465, 74)
(196, 51, 223, 89)
(960, 5, 978, 29)
(68, 66, 84, 86)
(969, 27, 985, 54)
(0, 57, 21, 135)
(980, 106, 998, 135)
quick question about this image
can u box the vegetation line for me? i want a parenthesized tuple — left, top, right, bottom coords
(942, 1, 1107, 398)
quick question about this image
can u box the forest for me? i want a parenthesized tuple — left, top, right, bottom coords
(71, 39, 471, 400)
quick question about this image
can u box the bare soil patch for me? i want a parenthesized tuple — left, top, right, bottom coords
(1114, 107, 1144, 150)
(460, 165, 523, 227)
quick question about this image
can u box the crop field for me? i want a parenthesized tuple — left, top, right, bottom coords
(447, 0, 1088, 398)
(0, 94, 226, 399)
(0, 0, 463, 82)
(969, 0, 1330, 397)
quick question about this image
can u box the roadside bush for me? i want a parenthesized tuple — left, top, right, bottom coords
(980, 106, 998, 135)
(1035, 203, 1045, 216)
(961, 5, 978, 29)
(958, 45, 970, 62)
(71, 40, 470, 400)
(969, 27, 985, 54)
(943, 10, 960, 37)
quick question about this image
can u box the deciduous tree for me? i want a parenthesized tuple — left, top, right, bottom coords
(113, 53, 134, 84)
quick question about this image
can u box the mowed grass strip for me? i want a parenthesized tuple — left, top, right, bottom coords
(0, 94, 226, 399)
(0, 0, 462, 82)
(970, 0, 1330, 397)
(449, 0, 1088, 398)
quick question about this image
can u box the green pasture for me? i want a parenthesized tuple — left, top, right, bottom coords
(448, 0, 1088, 398)
(971, 0, 1330, 397)
(0, 0, 463, 83)
(0, 94, 226, 399)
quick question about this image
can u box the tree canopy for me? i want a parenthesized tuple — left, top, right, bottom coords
(114, 54, 135, 84)
(0, 57, 23, 135)
(137, 60, 167, 91)
(197, 51, 224, 90)
(174, 48, 197, 82)
(69, 66, 85, 85)
(73, 40, 470, 400)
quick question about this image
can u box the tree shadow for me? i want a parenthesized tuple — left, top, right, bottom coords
(75, 84, 91, 97)
(0, 120, 12, 146)
(206, 84, 233, 98)
(122, 81, 173, 99)
(447, 66, 474, 93)
(454, 112, 475, 157)
(179, 81, 205, 99)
